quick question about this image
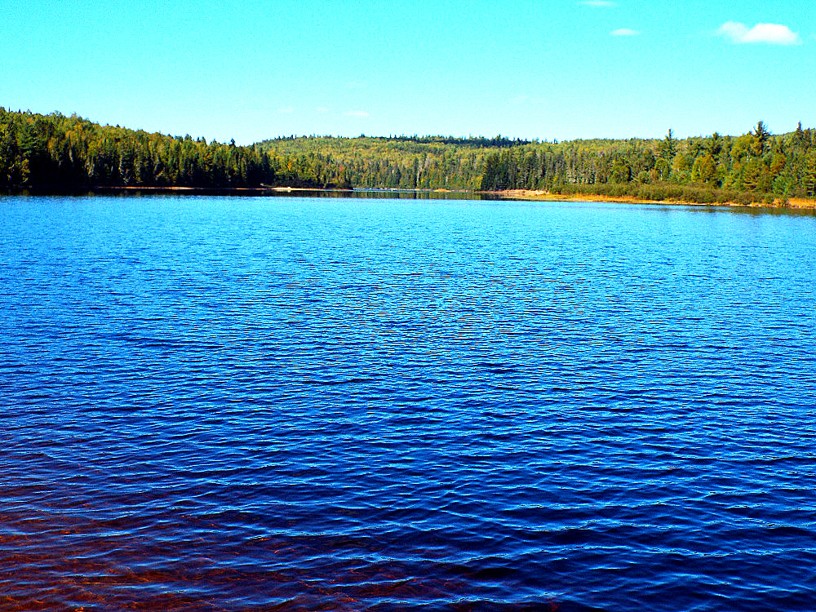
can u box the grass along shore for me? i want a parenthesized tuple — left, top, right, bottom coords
(10, 184, 815, 209)
(496, 188, 816, 209)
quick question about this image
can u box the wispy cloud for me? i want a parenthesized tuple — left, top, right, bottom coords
(315, 106, 330, 114)
(611, 28, 639, 37)
(580, 0, 616, 7)
(343, 110, 369, 118)
(718, 21, 800, 45)
(277, 106, 294, 114)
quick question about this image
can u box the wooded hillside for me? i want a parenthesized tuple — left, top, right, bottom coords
(2, 107, 815, 204)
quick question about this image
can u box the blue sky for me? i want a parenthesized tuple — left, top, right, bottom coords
(2, 1, 814, 143)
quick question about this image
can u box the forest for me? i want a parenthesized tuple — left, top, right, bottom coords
(2, 107, 816, 205)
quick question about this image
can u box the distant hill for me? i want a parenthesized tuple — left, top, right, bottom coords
(2, 107, 815, 204)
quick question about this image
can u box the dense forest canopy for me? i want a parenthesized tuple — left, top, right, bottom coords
(2, 107, 816, 204)
(0, 108, 282, 191)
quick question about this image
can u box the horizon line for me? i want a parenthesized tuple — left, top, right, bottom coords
(3, 106, 810, 145)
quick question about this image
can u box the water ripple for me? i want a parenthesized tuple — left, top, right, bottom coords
(1, 196, 816, 609)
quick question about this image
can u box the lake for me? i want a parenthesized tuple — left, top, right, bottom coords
(2, 195, 816, 610)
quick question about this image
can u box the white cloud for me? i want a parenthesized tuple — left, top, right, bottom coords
(611, 28, 639, 37)
(315, 106, 330, 114)
(343, 110, 369, 118)
(718, 21, 800, 45)
(277, 106, 294, 114)
(580, 1, 616, 6)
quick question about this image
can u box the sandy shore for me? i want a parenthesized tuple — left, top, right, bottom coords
(31, 185, 816, 209)
(495, 189, 816, 209)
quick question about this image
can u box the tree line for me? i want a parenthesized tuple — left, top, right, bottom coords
(0, 108, 325, 192)
(2, 107, 815, 204)
(478, 123, 816, 204)
(255, 123, 816, 203)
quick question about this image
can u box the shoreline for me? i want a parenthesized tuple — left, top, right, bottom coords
(494, 189, 816, 209)
(6, 185, 479, 199)
(5, 185, 815, 209)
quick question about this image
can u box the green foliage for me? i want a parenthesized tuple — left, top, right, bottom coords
(660, 129, 677, 162)
(753, 121, 771, 156)
(257, 135, 496, 190)
(1, 108, 815, 205)
(468, 120, 816, 202)
(0, 107, 303, 191)
(691, 154, 717, 185)
(806, 151, 816, 197)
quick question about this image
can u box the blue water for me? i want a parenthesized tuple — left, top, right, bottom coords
(2, 195, 816, 610)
